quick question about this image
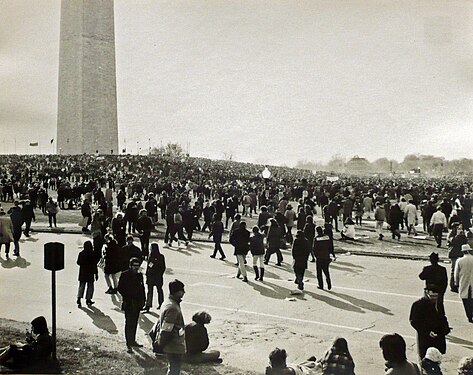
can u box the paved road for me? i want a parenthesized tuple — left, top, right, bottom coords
(0, 232, 472, 374)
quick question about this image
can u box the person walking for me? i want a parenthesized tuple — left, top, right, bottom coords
(143, 243, 166, 312)
(45, 197, 58, 228)
(419, 252, 448, 315)
(122, 235, 143, 268)
(292, 230, 310, 291)
(76, 240, 100, 308)
(303, 215, 316, 262)
(249, 226, 265, 281)
(208, 214, 225, 260)
(388, 203, 403, 240)
(7, 202, 22, 256)
(284, 204, 297, 243)
(136, 209, 153, 257)
(0, 208, 14, 257)
(454, 244, 473, 323)
(21, 199, 35, 237)
(313, 226, 336, 290)
(405, 200, 418, 236)
(264, 219, 283, 266)
(155, 279, 187, 375)
(117, 257, 146, 353)
(449, 226, 467, 292)
(230, 221, 250, 282)
(409, 287, 450, 359)
(374, 202, 386, 240)
(430, 207, 448, 248)
(103, 235, 122, 295)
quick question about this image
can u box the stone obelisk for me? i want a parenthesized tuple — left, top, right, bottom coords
(57, 0, 118, 155)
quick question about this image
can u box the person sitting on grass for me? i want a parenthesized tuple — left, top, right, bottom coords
(340, 217, 356, 240)
(265, 347, 319, 375)
(379, 333, 420, 374)
(317, 337, 355, 374)
(0, 316, 53, 370)
(184, 311, 221, 363)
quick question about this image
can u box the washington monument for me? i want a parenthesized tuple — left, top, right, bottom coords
(57, 0, 119, 155)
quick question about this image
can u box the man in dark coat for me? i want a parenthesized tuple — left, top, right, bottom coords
(143, 243, 166, 311)
(7, 201, 23, 256)
(76, 240, 100, 307)
(121, 235, 143, 271)
(313, 226, 336, 290)
(409, 287, 450, 359)
(231, 221, 250, 282)
(117, 257, 146, 353)
(208, 215, 225, 260)
(292, 230, 310, 290)
(21, 199, 35, 237)
(136, 209, 153, 257)
(145, 192, 158, 224)
(419, 252, 448, 315)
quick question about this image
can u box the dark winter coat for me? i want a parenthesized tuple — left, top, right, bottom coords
(249, 232, 265, 256)
(77, 247, 100, 282)
(419, 264, 448, 294)
(103, 240, 123, 275)
(231, 228, 250, 256)
(146, 252, 166, 285)
(292, 233, 310, 269)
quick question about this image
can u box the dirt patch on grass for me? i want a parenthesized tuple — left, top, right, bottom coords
(0, 319, 257, 375)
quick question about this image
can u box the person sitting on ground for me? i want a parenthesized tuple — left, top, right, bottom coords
(379, 333, 421, 374)
(317, 337, 355, 375)
(340, 217, 356, 240)
(421, 347, 443, 375)
(265, 347, 319, 375)
(457, 356, 473, 375)
(0, 316, 54, 370)
(184, 311, 221, 363)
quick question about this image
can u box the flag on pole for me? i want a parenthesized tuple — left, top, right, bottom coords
(29, 142, 38, 147)
(50, 139, 54, 144)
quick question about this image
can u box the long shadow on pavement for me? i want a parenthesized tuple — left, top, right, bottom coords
(250, 280, 306, 301)
(330, 291, 393, 315)
(0, 255, 31, 269)
(303, 290, 365, 313)
(447, 334, 473, 349)
(334, 260, 365, 269)
(80, 305, 119, 334)
(330, 263, 363, 275)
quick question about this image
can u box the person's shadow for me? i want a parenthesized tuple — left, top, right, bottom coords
(0, 255, 31, 269)
(447, 334, 473, 349)
(251, 280, 306, 301)
(304, 289, 365, 313)
(81, 305, 119, 334)
(138, 311, 155, 336)
(330, 291, 393, 315)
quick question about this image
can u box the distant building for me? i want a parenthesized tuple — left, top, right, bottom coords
(346, 156, 371, 175)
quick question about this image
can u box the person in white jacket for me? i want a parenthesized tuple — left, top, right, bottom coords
(454, 244, 473, 323)
(404, 200, 418, 236)
(430, 207, 447, 248)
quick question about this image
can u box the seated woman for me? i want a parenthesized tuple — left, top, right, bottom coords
(184, 311, 221, 363)
(265, 348, 320, 375)
(317, 337, 355, 374)
(0, 316, 54, 370)
(340, 218, 356, 240)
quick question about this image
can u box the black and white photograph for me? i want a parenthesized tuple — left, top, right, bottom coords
(1, 0, 473, 374)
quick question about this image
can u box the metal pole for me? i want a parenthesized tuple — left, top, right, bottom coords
(51, 270, 57, 360)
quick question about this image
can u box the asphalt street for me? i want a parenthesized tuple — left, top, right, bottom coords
(0, 232, 472, 374)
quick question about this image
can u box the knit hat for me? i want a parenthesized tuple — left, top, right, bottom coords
(424, 347, 442, 364)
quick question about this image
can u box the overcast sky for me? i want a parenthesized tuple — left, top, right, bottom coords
(1, 0, 473, 165)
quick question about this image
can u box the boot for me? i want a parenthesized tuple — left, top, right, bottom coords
(236, 270, 241, 279)
(77, 298, 82, 308)
(259, 268, 264, 281)
(253, 266, 259, 281)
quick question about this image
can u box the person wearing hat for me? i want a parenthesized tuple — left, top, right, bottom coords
(419, 252, 448, 315)
(117, 257, 146, 353)
(155, 279, 187, 374)
(0, 316, 53, 369)
(454, 244, 473, 323)
(409, 287, 451, 359)
(8, 201, 23, 256)
(421, 347, 443, 375)
(292, 230, 310, 290)
(340, 217, 356, 240)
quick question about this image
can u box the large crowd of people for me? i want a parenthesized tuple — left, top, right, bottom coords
(1, 154, 473, 374)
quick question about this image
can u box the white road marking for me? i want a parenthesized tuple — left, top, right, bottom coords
(183, 301, 473, 349)
(172, 266, 462, 304)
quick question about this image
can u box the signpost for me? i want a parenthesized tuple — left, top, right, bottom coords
(44, 242, 65, 361)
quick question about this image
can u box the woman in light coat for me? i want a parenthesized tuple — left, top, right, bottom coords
(0, 208, 14, 257)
